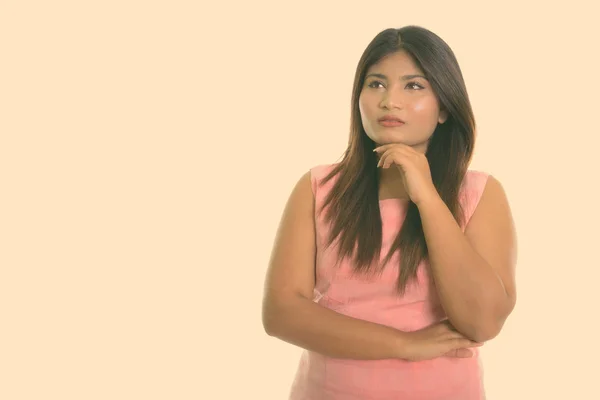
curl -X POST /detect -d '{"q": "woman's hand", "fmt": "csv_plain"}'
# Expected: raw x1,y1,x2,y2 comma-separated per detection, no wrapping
399,320,483,361
373,143,439,206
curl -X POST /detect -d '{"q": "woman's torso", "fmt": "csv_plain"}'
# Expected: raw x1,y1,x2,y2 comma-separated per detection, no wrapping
288,163,489,400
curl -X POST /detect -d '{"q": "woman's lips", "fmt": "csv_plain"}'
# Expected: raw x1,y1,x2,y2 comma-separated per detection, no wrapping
379,120,405,127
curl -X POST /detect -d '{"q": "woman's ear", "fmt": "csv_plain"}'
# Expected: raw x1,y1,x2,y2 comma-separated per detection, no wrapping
438,108,449,124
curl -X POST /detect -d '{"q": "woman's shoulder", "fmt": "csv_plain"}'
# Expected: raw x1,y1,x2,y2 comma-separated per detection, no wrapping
309,162,340,184
309,162,340,178
306,162,341,201
459,169,495,224
462,169,491,193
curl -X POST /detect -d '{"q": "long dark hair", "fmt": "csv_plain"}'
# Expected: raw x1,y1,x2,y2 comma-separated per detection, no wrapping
318,26,476,294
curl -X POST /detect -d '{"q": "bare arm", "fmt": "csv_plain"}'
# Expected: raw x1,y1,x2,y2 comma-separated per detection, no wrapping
261,170,410,360
417,175,518,342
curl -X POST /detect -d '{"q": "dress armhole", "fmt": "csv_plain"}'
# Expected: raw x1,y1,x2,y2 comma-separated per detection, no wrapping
461,170,491,227
309,168,318,198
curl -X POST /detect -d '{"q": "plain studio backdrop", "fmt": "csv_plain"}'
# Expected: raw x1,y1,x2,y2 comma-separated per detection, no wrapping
1,1,599,399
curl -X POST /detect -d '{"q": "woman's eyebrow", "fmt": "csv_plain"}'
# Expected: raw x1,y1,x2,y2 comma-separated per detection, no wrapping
365,73,428,81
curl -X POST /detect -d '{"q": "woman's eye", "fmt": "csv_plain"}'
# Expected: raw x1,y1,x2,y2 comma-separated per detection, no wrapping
407,82,424,90
367,81,384,88
367,81,424,90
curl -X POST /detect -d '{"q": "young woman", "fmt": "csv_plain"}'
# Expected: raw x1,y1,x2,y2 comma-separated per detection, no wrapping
262,25,517,400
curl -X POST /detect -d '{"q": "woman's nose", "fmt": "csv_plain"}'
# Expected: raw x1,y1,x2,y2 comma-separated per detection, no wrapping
380,89,405,110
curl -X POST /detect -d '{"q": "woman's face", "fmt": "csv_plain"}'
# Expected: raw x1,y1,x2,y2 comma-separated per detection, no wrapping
358,50,448,153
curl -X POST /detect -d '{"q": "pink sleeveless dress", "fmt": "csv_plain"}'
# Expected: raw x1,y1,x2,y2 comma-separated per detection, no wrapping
289,163,490,400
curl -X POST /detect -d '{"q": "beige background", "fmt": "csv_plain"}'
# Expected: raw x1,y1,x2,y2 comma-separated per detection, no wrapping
2,1,599,399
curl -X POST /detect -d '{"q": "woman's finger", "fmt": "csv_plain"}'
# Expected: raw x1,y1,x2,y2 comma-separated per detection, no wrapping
378,150,394,168
443,330,469,340
452,338,483,348
444,348,474,358
381,150,404,169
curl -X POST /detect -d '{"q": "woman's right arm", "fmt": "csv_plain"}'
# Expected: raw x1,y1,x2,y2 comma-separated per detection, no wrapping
261,170,410,360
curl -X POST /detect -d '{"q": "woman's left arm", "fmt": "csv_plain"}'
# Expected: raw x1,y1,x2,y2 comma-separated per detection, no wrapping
417,175,518,343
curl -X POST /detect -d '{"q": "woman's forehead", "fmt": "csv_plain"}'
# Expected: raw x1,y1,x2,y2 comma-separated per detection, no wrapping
367,52,422,76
